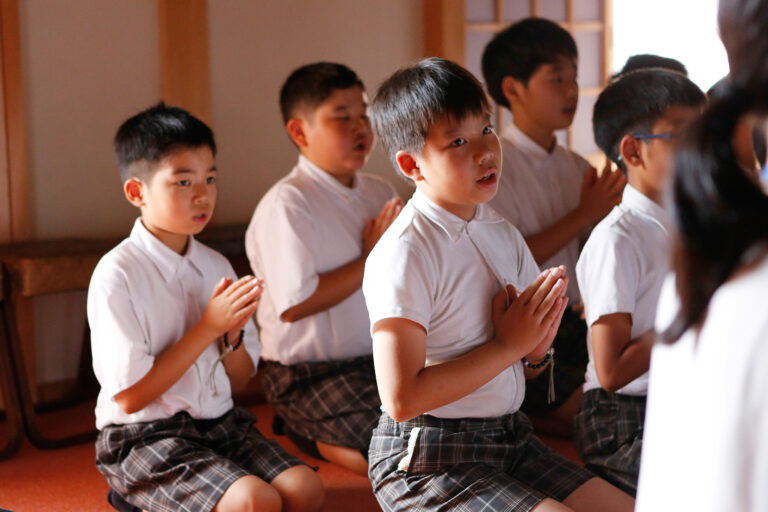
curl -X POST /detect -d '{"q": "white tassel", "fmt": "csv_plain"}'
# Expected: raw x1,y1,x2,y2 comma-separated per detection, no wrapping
397,427,421,472
547,354,556,404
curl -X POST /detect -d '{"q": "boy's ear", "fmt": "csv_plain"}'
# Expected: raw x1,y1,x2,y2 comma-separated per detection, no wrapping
395,150,422,182
619,135,643,168
123,178,145,207
501,76,525,107
286,118,308,148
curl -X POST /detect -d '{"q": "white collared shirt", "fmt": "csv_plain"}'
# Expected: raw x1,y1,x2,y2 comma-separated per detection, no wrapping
88,219,260,429
637,253,768,511
363,190,540,418
488,123,590,304
245,155,397,364
576,185,671,395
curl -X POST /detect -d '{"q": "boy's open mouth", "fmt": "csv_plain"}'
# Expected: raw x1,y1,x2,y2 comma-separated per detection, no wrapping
477,171,497,184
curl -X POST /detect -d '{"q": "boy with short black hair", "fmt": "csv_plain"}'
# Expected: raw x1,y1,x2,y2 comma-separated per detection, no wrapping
246,62,402,475
90,103,323,512
481,17,626,434
575,69,706,496
364,57,633,512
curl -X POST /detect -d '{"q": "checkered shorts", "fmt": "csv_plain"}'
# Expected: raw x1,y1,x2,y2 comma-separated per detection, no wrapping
368,411,593,511
573,388,646,496
260,355,381,452
522,307,588,415
95,407,304,512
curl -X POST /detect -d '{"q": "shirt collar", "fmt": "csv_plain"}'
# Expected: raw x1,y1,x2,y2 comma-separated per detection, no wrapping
411,189,504,242
297,154,358,200
130,218,203,282
502,122,552,160
622,184,672,231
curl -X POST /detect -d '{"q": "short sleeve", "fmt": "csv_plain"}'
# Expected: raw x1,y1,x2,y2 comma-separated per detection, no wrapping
87,265,154,399
248,187,319,316
513,228,541,288
577,230,641,327
363,238,436,333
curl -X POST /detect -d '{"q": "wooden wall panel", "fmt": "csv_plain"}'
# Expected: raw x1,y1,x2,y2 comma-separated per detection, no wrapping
0,0,30,243
158,0,212,125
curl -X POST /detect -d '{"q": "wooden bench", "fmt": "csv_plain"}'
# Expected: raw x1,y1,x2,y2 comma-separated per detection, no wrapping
0,270,24,460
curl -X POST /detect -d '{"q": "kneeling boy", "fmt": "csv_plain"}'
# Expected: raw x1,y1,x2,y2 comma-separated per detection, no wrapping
364,58,633,512
246,62,402,475
90,104,323,512
574,69,705,496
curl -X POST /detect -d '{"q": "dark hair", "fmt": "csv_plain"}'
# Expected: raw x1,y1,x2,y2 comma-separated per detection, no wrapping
279,62,364,124
481,17,577,109
592,68,706,173
114,103,215,183
370,58,491,178
618,54,688,77
708,75,767,166
662,0,768,342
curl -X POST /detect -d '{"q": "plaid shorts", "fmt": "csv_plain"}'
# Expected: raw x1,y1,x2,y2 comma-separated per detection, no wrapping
573,388,646,496
95,407,304,512
369,411,593,511
522,307,588,415
260,355,381,452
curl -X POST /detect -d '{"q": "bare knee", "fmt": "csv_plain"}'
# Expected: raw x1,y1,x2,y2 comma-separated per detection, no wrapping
317,442,369,476
214,475,282,512
562,477,634,512
271,465,325,512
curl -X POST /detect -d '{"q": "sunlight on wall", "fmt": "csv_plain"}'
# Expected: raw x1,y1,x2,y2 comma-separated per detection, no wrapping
613,0,729,91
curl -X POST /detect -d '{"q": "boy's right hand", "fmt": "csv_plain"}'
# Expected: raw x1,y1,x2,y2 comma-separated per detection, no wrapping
577,158,626,225
200,275,262,339
491,266,568,364
363,197,404,255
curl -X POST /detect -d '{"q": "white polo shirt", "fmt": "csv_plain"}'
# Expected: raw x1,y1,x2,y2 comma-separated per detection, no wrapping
245,155,397,365
576,185,671,396
637,252,768,511
488,123,590,304
88,218,260,430
363,190,540,418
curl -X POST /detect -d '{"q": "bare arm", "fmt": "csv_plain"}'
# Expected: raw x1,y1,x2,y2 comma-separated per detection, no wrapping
373,268,568,422
526,160,626,264
591,312,654,392
281,197,403,322
114,276,261,414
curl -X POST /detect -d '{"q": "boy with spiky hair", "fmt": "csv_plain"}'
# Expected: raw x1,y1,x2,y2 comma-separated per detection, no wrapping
364,58,633,512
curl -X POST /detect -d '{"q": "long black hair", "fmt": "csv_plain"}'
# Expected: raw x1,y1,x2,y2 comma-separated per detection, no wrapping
662,0,768,341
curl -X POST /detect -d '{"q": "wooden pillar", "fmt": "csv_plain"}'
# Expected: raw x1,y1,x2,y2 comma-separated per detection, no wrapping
423,0,466,65
158,0,212,125
0,0,30,244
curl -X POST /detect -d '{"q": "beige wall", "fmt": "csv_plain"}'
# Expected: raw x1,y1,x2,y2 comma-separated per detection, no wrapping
208,0,421,226
21,0,160,240
18,1,422,384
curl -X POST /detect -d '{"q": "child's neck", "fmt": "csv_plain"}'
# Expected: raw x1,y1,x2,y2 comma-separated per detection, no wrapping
627,174,662,205
301,153,357,188
141,218,189,255
512,117,556,153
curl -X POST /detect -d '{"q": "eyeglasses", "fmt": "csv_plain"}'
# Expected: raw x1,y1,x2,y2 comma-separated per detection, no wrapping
630,133,678,140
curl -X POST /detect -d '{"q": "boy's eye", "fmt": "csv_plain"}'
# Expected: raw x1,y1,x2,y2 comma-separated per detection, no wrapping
206,176,216,184
552,76,564,84
449,138,467,147
483,125,494,135
335,116,351,121
176,179,191,186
